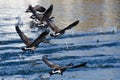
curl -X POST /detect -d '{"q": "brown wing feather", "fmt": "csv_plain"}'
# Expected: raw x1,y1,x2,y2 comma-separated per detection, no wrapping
63,62,87,69
42,56,61,69
61,20,79,32
42,4,53,19
45,18,60,32
29,30,49,47
72,62,87,68
15,25,32,46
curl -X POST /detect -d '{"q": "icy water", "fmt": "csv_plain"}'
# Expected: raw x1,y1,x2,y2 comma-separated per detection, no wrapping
0,0,120,80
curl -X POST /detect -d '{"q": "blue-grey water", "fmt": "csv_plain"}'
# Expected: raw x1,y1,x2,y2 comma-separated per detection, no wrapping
0,0,120,80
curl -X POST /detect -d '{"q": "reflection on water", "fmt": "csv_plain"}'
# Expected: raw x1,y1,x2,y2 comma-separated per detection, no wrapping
0,0,119,31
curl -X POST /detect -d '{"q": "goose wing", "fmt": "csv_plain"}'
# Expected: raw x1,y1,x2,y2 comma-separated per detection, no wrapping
45,18,60,32
15,25,32,46
42,56,61,69
72,62,87,68
43,4,53,18
60,20,79,32
64,62,87,69
42,4,53,21
29,29,49,47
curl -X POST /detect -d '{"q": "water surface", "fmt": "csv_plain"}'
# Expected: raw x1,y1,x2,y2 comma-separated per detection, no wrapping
0,0,120,80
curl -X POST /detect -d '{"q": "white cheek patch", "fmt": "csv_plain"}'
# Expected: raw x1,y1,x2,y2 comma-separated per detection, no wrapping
53,33,60,36
52,70,61,73
55,33,60,36
38,24,45,27
25,46,36,50
52,71,56,73
24,47,28,50
40,23,45,26
25,47,32,50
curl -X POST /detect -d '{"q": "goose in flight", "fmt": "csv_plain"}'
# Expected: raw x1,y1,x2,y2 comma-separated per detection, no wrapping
42,56,87,75
29,4,53,23
45,17,79,37
15,25,49,51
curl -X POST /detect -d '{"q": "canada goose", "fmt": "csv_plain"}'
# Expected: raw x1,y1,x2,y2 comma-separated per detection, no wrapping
29,4,53,22
42,56,87,76
15,25,49,51
45,18,79,37
26,5,46,13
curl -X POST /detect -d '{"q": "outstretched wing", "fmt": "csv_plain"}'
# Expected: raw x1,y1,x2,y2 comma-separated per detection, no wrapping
43,4,53,18
15,25,32,46
42,56,61,69
72,62,87,68
64,62,87,69
29,29,49,47
61,20,79,32
42,4,53,21
45,18,60,32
